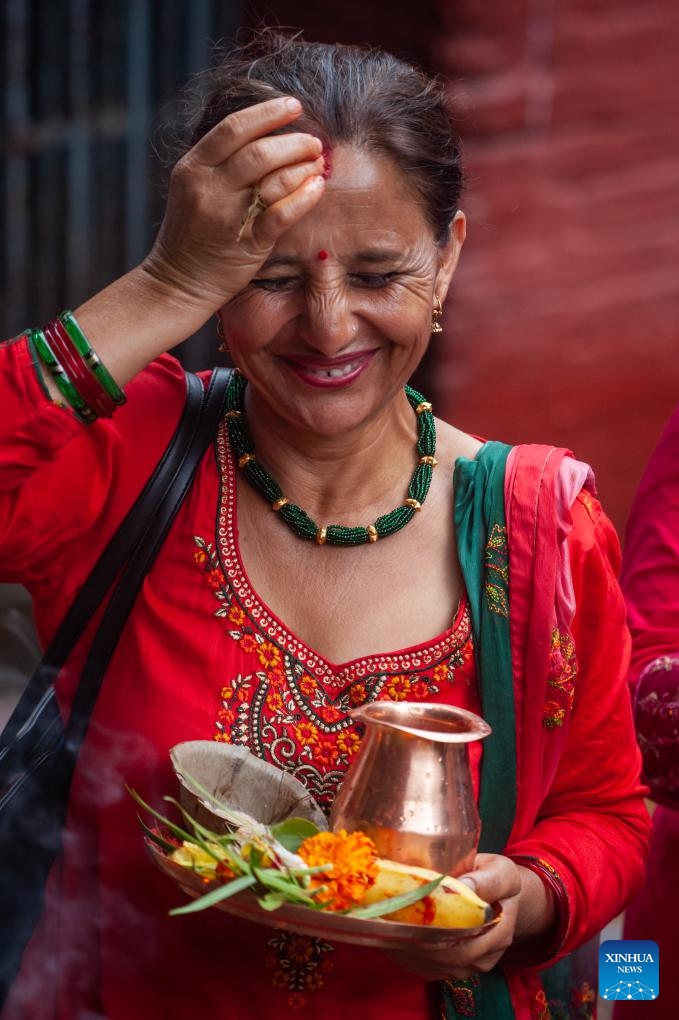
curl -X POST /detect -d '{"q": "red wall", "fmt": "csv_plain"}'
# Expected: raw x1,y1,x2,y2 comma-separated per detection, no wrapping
432,0,679,533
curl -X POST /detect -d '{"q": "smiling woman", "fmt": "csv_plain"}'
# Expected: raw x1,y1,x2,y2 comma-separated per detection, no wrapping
0,30,650,1020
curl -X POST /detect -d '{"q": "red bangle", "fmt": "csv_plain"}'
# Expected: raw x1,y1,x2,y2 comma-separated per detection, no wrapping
505,855,570,967
43,318,116,418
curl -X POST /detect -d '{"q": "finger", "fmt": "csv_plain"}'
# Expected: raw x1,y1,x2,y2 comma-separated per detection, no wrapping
257,156,326,206
226,133,323,191
457,855,521,906
247,175,326,247
190,96,303,167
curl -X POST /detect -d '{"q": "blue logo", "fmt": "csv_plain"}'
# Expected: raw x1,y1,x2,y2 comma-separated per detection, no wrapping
599,940,659,1001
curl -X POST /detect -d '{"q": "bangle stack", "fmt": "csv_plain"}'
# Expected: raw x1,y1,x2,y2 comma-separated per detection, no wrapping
30,311,126,423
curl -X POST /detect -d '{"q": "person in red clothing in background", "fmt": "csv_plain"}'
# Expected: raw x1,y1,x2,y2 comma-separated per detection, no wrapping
614,400,679,1018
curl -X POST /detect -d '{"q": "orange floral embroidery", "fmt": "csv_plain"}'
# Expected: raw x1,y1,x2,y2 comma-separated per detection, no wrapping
294,720,319,747
349,682,368,706
206,568,224,590
543,628,578,729
433,663,450,685
267,665,286,688
227,604,246,627
384,674,411,700
239,634,258,655
266,932,334,1010
484,523,509,617
531,988,551,1020
299,673,316,696
318,704,343,724
257,641,282,671
266,689,285,713
313,740,340,767
336,730,361,756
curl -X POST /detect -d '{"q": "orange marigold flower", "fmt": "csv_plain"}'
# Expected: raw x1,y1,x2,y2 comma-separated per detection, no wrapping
239,634,258,655
336,730,361,756
220,685,234,700
194,549,207,565
298,829,378,911
228,604,246,627
257,641,282,670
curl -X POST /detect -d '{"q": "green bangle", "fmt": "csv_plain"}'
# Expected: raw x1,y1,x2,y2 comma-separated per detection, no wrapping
59,310,126,406
30,328,97,423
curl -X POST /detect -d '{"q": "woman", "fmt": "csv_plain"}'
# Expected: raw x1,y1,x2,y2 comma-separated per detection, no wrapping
0,34,649,1020
613,402,679,1017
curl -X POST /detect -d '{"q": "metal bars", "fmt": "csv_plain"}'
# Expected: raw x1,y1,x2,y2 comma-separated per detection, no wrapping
1,0,243,357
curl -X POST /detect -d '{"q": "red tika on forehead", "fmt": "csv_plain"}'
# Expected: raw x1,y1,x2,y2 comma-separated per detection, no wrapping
321,144,333,180
317,250,329,261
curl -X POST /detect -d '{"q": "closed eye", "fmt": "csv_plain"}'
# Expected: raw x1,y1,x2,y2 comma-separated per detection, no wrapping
250,276,302,292
349,273,399,288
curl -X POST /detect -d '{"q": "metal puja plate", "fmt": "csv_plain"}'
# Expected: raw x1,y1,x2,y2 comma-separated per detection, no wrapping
147,840,502,950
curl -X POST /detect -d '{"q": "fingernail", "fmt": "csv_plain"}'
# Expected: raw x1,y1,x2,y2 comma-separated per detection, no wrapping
285,97,301,113
459,876,477,891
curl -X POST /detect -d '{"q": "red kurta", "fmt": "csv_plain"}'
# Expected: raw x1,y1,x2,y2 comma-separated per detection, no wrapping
0,335,650,1019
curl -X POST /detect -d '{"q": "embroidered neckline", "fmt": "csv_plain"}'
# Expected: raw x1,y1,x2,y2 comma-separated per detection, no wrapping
214,420,471,687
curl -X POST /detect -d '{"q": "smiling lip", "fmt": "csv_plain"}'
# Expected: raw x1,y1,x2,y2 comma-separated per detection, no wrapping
283,350,376,388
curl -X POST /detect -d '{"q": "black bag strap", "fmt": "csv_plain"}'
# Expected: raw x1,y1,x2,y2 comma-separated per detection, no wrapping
0,368,230,759
66,366,230,752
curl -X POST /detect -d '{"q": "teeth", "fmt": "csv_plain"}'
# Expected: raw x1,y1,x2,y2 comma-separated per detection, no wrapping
306,360,361,379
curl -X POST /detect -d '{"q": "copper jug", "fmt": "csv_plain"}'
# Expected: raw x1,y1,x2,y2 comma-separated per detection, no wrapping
329,701,491,876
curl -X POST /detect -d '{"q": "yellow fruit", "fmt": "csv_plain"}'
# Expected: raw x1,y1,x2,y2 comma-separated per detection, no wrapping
360,858,494,928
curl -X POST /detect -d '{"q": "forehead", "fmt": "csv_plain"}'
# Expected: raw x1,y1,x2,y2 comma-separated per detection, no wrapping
276,145,433,254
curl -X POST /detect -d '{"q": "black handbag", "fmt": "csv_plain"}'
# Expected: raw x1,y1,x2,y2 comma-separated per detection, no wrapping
0,367,230,1006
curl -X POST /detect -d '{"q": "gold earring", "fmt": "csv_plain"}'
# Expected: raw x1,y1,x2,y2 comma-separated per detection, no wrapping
216,316,229,354
431,296,443,335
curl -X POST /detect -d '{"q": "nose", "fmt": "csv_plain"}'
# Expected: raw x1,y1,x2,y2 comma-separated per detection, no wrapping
299,287,358,355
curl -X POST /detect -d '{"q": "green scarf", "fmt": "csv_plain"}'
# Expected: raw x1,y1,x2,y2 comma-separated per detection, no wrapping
440,441,516,1019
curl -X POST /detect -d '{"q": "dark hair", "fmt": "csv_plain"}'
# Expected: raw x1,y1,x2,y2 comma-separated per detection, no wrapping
179,31,464,245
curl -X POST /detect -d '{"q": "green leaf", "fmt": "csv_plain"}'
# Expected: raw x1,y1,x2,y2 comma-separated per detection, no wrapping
127,787,200,847
348,875,444,920
270,817,321,852
137,817,177,855
254,868,320,904
169,873,257,916
255,891,288,912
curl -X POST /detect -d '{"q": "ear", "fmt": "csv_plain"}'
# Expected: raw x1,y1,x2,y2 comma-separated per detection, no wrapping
434,211,466,303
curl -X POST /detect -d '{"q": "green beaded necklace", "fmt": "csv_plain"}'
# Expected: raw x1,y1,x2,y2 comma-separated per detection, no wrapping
224,371,437,546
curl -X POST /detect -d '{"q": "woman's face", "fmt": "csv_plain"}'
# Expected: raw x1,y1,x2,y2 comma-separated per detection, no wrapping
221,145,465,439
